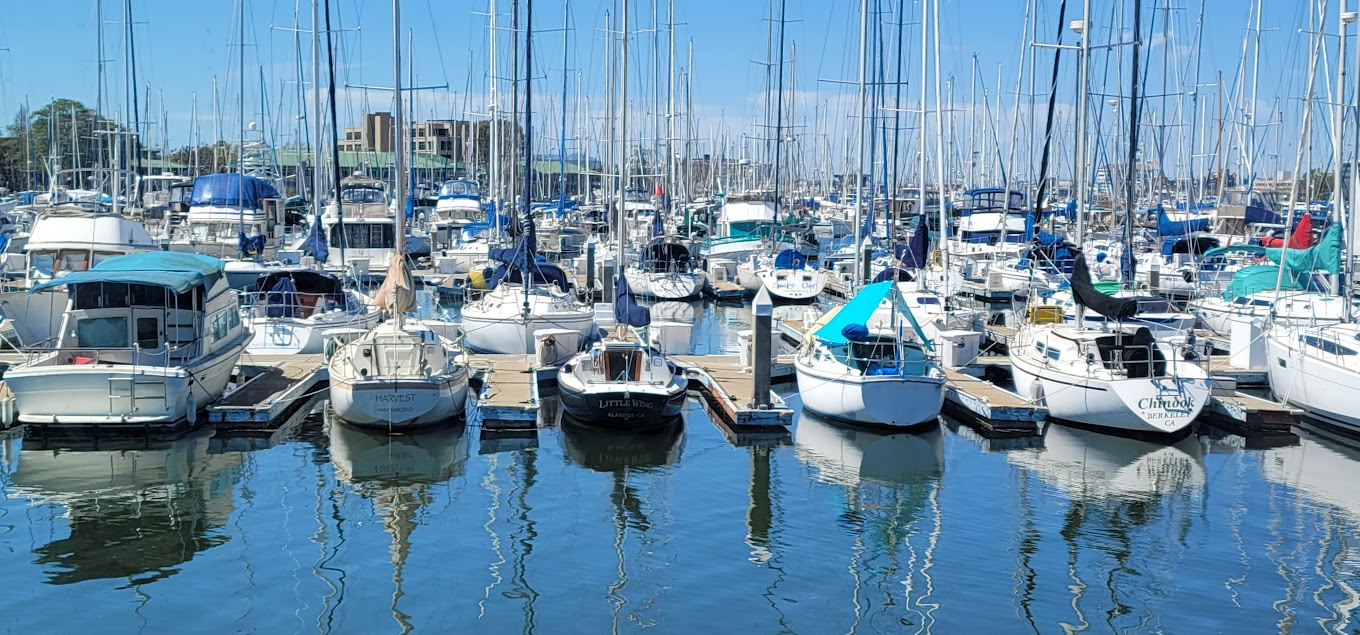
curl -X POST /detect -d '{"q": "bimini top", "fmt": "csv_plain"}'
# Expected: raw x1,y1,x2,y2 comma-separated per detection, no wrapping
30,252,225,295
813,280,930,349
189,173,280,209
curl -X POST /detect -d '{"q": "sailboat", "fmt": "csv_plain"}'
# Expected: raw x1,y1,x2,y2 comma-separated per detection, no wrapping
556,0,688,427
794,280,945,428
622,215,707,300
326,0,469,429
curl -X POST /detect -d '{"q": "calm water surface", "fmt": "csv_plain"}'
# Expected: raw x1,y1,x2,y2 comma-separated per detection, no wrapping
0,300,1358,634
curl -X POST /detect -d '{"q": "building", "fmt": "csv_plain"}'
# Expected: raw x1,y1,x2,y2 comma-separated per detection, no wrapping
339,112,394,153
338,112,471,164
410,120,472,164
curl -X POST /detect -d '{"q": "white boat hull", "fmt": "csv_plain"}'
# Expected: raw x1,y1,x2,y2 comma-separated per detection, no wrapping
1009,352,1210,434
1266,328,1360,432
795,360,945,428
328,371,469,428
247,309,382,355
5,333,248,425
624,269,706,300
461,311,595,355
757,267,827,301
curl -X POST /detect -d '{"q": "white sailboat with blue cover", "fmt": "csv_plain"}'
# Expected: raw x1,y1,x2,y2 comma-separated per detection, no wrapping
794,280,946,428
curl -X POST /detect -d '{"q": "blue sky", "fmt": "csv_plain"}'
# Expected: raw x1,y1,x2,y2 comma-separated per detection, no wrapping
0,0,1330,180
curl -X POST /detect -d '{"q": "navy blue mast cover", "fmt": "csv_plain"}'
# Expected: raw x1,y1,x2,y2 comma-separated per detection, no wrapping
614,272,651,328
301,221,329,263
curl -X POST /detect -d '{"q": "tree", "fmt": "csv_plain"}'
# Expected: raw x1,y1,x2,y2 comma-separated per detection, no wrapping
0,98,137,190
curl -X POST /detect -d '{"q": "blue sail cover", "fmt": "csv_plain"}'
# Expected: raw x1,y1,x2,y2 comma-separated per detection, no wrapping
900,220,930,270
264,276,299,318
773,248,807,270
1156,209,1210,236
652,210,665,237
873,267,914,283
614,272,651,328
189,173,280,208
238,231,266,257
301,221,329,263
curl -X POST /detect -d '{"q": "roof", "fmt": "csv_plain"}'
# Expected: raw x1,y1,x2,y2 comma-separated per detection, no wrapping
276,149,465,171
30,252,225,295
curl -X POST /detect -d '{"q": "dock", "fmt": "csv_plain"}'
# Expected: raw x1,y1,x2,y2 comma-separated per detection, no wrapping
467,354,548,430
672,354,794,427
210,354,328,428
1206,358,1268,387
942,366,1046,435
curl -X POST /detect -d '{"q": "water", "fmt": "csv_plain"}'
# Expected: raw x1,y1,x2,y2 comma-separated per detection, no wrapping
1,299,1359,633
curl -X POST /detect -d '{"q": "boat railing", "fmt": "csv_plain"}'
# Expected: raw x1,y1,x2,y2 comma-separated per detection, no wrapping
29,343,183,369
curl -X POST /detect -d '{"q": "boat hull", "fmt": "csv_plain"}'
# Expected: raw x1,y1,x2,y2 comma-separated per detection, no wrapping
794,361,945,428
624,269,706,300
5,334,248,425
557,384,687,426
1266,330,1360,432
247,310,381,355
461,311,595,355
328,373,469,428
1009,352,1209,435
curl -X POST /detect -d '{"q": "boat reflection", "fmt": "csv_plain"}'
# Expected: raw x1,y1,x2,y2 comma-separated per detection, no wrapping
1006,423,1206,500
560,417,684,472
10,432,245,585
648,300,698,323
793,411,945,632
795,411,945,488
1005,422,1206,632
1259,426,1360,520
326,412,469,633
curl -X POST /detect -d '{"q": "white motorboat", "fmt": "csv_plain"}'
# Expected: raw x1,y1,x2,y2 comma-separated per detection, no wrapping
5,252,250,426
794,280,946,428
245,269,380,355
0,203,161,347
170,173,283,258
430,179,484,249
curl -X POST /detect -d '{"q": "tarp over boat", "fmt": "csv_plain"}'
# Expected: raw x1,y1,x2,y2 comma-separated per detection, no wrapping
188,173,280,209
812,280,932,351
29,252,225,295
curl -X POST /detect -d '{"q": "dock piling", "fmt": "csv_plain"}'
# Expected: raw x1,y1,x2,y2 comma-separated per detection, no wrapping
752,287,773,409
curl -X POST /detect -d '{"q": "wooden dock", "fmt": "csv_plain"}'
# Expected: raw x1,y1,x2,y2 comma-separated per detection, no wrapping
467,354,545,430
672,354,794,427
210,354,328,428
942,367,1046,435
1206,358,1268,387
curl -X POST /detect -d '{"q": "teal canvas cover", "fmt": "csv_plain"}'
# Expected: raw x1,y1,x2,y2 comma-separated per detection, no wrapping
30,252,225,295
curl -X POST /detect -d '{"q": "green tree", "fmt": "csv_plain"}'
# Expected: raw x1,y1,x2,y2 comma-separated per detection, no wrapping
0,98,139,191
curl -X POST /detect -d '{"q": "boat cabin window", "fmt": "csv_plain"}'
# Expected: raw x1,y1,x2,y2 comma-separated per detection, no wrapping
439,181,478,198
76,316,129,348
73,283,177,310
601,349,643,382
136,317,160,349
1303,335,1357,356
341,187,386,204
914,296,940,305
330,223,395,249
30,249,106,277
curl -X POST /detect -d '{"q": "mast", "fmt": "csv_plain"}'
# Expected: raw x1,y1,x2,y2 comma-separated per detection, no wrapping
312,0,323,220
393,0,405,257
852,0,868,285
489,0,500,226
617,0,630,266
1122,0,1141,285
932,0,949,280
1074,0,1091,327
559,0,570,215
324,0,346,265
1275,0,1326,294
1336,3,1352,315
522,0,535,314
771,0,787,230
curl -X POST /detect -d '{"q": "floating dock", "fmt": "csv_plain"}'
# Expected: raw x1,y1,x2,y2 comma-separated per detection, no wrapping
467,354,548,430
210,354,329,429
672,355,794,427
942,366,1046,435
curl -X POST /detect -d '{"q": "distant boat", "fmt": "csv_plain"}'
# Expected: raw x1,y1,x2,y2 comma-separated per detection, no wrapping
244,269,380,355
5,252,250,426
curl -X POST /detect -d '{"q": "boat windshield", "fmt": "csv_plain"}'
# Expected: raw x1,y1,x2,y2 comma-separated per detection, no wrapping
341,187,386,204
438,181,479,198
29,249,121,277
